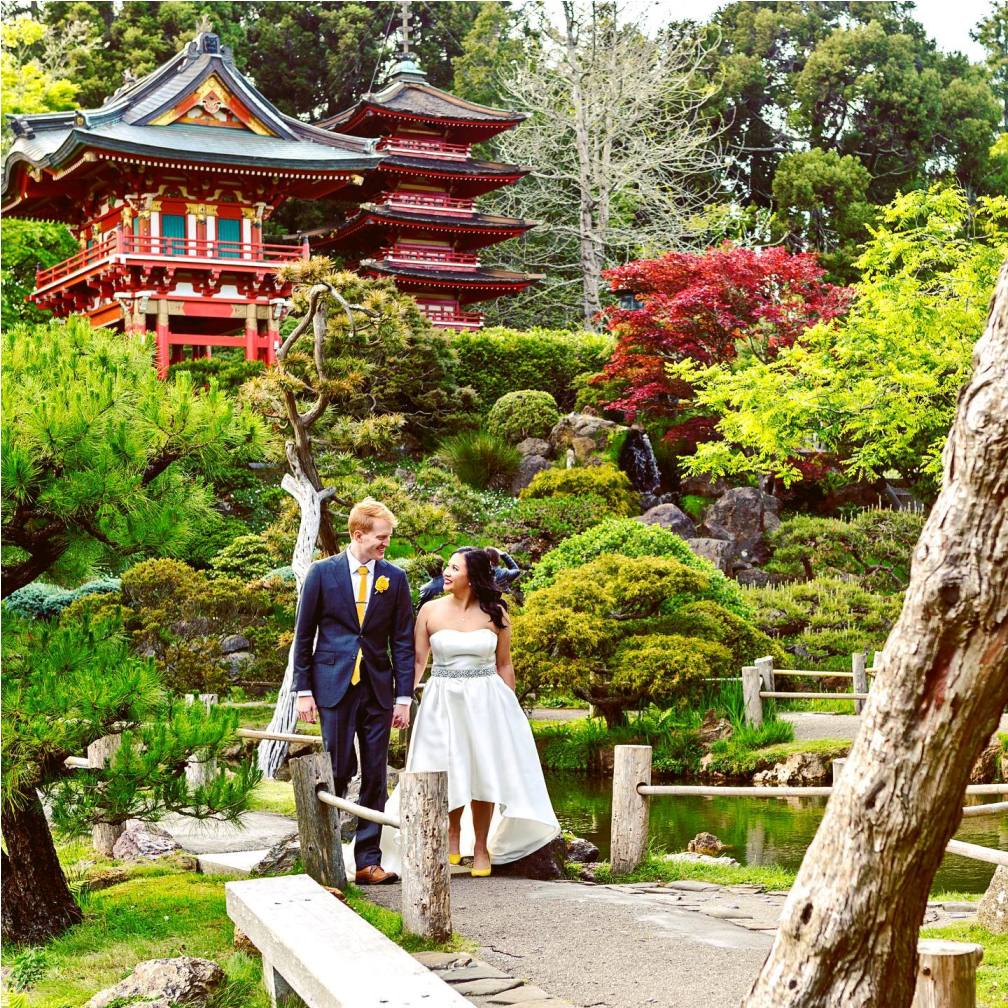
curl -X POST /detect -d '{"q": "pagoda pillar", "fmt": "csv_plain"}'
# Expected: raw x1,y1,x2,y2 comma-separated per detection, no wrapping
244,303,259,363
155,299,170,379
265,321,279,367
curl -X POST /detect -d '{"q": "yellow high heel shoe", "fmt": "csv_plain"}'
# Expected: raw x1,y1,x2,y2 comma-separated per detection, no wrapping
448,853,462,866
471,858,492,878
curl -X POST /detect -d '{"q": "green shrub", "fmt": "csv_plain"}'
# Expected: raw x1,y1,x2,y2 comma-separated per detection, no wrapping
452,326,613,412
513,553,764,726
435,429,520,489
486,494,609,561
487,390,561,444
679,495,709,522
765,509,924,594
4,577,122,621
745,576,900,668
526,517,748,615
167,352,265,393
521,464,639,517
209,534,276,581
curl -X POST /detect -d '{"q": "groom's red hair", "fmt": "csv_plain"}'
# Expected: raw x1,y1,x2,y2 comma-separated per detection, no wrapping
348,497,397,534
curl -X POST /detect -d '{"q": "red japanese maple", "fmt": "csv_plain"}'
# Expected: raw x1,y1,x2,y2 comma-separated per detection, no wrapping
598,244,850,447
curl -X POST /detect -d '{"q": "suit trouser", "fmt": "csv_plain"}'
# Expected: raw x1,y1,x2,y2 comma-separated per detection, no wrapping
318,677,392,870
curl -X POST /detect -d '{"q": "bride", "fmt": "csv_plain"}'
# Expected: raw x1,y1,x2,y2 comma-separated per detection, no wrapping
377,547,559,876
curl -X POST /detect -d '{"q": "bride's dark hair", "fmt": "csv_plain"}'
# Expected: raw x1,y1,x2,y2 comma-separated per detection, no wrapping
455,547,508,629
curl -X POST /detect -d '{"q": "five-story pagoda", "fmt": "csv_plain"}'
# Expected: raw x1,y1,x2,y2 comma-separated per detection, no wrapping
2,28,378,375
316,36,540,330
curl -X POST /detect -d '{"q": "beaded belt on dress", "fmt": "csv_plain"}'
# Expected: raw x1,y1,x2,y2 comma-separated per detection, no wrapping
430,664,496,679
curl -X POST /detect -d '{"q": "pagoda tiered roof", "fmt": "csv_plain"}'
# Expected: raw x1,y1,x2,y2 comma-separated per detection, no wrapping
361,259,542,301
319,57,526,142
3,30,378,218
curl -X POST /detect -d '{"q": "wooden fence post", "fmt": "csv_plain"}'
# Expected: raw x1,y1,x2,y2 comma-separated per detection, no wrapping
289,751,347,890
742,665,763,728
185,693,219,787
755,655,775,694
832,758,847,784
88,733,124,855
610,745,652,875
912,940,983,1008
400,770,451,941
851,652,868,715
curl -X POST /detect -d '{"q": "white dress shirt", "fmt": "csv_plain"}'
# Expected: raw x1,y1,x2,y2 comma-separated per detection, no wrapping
298,547,411,705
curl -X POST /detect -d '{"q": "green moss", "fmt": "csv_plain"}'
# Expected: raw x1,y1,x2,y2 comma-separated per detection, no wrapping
703,738,851,776
595,850,797,890
919,921,1007,1008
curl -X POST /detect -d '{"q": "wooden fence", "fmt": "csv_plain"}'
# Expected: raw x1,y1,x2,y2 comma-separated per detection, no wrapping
612,744,1005,1008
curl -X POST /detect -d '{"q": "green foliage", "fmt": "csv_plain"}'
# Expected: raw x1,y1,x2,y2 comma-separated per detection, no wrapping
526,517,748,615
679,495,708,522
434,429,520,490
486,494,609,562
167,352,265,394
450,326,613,412
681,187,1008,496
594,849,797,889
4,577,120,621
704,737,850,778
209,534,275,581
521,465,639,518
2,613,259,829
513,554,768,724
8,945,49,991
745,577,901,669
451,1,527,108
2,317,267,596
0,219,77,329
487,390,561,444
765,509,924,593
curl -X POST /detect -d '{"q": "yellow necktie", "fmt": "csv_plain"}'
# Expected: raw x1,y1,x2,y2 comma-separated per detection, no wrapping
352,564,368,685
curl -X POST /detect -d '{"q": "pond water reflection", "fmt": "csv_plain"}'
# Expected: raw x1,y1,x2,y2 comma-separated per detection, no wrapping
546,772,1005,894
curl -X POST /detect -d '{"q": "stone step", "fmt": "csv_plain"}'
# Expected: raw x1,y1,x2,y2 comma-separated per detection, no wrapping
198,849,270,876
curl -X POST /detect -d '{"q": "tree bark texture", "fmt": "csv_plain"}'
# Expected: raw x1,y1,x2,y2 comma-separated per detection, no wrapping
2,792,83,944
742,262,1008,1006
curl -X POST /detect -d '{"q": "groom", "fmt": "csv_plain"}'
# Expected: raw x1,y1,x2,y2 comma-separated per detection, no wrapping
293,497,415,884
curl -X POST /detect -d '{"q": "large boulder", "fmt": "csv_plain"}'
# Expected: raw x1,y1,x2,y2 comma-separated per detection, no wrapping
549,413,622,456
704,487,781,542
565,836,601,864
978,865,1008,934
494,836,567,880
251,832,300,877
685,537,734,573
516,437,551,458
86,958,224,1008
638,503,697,540
511,454,552,494
112,822,182,861
753,750,833,787
219,634,251,655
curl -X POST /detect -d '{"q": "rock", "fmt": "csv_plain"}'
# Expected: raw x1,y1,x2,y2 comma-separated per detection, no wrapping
112,822,182,861
549,412,622,455
753,750,833,787
664,851,740,868
735,568,771,587
969,744,1001,784
570,435,599,462
565,836,600,864
516,437,551,458
704,487,781,543
577,862,603,882
274,741,319,782
511,454,552,494
219,634,251,655
686,537,735,573
233,928,260,957
221,650,255,680
251,832,300,876
638,503,697,539
687,831,728,857
697,710,732,744
494,835,567,880
978,867,1008,934
86,958,225,1008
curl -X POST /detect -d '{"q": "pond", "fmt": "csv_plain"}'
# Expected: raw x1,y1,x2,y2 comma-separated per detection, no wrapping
546,772,1004,894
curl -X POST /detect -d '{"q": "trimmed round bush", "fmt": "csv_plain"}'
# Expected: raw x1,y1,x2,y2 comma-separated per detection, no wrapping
210,534,276,581
4,576,122,621
487,390,560,444
526,517,748,615
520,464,639,517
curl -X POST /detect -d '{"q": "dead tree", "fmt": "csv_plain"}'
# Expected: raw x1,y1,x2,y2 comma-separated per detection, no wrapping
742,262,1008,1006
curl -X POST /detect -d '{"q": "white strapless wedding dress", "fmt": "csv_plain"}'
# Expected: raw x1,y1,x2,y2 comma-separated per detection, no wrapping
369,628,560,872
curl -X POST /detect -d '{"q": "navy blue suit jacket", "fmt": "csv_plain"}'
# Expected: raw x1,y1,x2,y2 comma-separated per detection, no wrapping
292,553,415,709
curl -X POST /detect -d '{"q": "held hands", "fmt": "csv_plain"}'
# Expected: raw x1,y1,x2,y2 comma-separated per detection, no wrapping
296,694,318,724
392,702,411,730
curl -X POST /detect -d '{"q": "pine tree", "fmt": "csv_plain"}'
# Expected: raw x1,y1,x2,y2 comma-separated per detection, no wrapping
1,613,260,944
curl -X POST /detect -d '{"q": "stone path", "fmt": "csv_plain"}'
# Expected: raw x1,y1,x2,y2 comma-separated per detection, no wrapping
415,952,574,1007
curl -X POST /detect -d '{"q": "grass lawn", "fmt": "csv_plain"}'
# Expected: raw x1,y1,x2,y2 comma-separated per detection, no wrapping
1,857,466,1007
704,737,851,776
920,921,1007,1008
246,778,298,818
589,851,797,890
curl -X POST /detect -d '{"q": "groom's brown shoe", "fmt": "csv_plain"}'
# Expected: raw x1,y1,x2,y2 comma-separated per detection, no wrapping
355,865,399,885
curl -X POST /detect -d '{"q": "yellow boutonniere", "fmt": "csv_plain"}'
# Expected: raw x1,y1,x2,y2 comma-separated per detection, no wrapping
375,575,390,593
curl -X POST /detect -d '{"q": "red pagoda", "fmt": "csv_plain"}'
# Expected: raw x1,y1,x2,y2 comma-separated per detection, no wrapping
2,29,378,375
316,50,541,330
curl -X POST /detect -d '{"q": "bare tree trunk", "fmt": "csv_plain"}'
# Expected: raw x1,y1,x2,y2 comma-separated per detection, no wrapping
743,263,1008,1006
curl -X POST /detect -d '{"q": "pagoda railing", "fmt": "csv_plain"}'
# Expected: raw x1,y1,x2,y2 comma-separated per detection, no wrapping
381,192,476,215
35,229,308,289
421,307,483,330
377,136,472,160
382,245,479,269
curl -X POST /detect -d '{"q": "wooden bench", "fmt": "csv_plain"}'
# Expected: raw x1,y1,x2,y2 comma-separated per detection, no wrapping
226,874,469,1007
